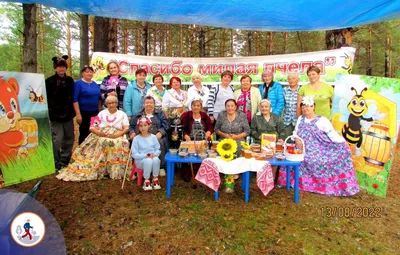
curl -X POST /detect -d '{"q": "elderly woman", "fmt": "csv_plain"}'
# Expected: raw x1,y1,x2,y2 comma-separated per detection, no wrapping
207,70,235,123
123,68,151,120
283,73,300,136
297,66,333,119
258,70,284,116
146,74,166,110
187,72,209,111
278,96,359,196
129,96,169,175
215,99,250,193
234,74,261,124
181,98,214,141
73,65,101,144
57,95,130,181
162,76,188,119
100,61,129,109
251,99,285,179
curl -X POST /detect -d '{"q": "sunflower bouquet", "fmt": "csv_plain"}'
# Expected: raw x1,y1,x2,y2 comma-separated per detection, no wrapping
216,138,238,193
216,138,237,162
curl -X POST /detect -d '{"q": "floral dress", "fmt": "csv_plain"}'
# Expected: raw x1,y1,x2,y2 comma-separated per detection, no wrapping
56,109,130,181
278,116,360,196
236,90,252,123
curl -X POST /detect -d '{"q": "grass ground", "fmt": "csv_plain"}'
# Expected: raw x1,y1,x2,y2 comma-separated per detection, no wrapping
7,144,400,255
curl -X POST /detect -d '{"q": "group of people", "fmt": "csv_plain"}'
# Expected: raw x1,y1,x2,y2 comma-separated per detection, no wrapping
47,55,359,196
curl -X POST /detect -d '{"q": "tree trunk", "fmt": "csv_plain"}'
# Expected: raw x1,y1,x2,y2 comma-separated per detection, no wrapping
230,29,234,57
22,4,37,73
109,18,118,53
179,24,183,57
94,16,110,52
142,22,148,55
385,34,390,77
89,16,95,52
366,28,372,75
80,14,89,69
247,31,252,56
66,13,72,76
283,32,288,54
325,28,354,50
37,4,44,73
199,26,205,57
268,32,273,55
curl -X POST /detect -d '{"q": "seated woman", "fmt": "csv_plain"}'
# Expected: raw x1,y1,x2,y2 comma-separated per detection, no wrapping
215,99,250,193
181,98,214,142
278,96,360,196
57,95,130,181
129,96,169,175
250,99,286,179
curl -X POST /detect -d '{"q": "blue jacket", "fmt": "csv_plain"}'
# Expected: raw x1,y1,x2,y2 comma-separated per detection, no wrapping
258,81,284,116
123,80,151,117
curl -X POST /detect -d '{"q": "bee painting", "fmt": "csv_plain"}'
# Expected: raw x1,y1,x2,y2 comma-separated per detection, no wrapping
341,53,353,74
27,85,46,104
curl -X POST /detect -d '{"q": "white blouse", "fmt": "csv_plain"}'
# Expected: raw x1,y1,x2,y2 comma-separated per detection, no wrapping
187,85,210,109
96,109,129,130
293,116,345,143
162,89,188,109
146,86,165,107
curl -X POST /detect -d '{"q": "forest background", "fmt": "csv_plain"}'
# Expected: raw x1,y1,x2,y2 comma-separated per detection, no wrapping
0,3,399,81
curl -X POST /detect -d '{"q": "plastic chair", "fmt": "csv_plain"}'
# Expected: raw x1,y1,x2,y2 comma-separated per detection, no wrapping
129,161,143,186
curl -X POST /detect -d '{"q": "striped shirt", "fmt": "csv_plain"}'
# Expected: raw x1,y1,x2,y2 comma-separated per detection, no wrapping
283,86,300,126
206,84,235,120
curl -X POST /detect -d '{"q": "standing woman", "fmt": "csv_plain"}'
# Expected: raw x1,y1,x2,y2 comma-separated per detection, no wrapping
123,68,151,121
297,66,333,119
187,72,209,111
207,70,235,123
146,74,166,110
100,61,129,109
73,66,101,144
234,74,261,124
162,76,188,119
258,70,284,116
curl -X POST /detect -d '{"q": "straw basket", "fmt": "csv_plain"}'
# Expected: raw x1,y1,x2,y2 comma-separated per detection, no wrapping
284,135,305,161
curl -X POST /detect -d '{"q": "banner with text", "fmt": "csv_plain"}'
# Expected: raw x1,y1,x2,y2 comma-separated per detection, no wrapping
91,47,356,85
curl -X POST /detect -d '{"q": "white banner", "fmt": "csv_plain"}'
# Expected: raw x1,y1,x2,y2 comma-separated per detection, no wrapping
91,47,356,86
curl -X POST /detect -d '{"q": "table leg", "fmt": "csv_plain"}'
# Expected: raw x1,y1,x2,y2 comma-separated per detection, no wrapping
286,166,290,191
294,165,299,204
166,162,174,198
214,191,219,200
244,171,250,203
241,173,245,190
171,163,175,186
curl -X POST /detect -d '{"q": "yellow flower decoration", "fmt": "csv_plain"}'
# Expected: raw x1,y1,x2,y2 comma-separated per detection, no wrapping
216,138,237,155
225,175,235,184
240,141,250,150
221,153,234,162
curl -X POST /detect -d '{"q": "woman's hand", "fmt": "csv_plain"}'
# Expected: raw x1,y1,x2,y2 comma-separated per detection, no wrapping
205,131,211,140
129,132,136,140
76,114,82,125
184,135,191,141
210,116,215,123
156,132,163,140
295,137,303,150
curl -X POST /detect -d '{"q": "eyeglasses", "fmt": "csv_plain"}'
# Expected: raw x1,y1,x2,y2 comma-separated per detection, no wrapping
107,102,117,105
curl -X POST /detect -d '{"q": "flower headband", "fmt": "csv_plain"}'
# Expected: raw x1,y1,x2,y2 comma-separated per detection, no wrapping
136,117,151,125
301,96,315,106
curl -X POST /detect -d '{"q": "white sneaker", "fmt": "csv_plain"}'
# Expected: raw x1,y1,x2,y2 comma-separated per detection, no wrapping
225,187,234,193
143,180,153,191
234,174,239,180
159,168,166,177
152,178,161,190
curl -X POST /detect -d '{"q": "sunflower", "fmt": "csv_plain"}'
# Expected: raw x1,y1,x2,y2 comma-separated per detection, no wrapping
240,141,250,150
216,138,237,156
220,153,234,162
225,175,235,184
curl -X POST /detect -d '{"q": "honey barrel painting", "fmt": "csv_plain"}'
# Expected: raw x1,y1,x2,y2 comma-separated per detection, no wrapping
15,117,39,153
361,122,391,170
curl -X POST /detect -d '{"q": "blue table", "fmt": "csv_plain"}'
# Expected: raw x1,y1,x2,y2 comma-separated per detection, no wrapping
165,153,250,201
165,153,302,203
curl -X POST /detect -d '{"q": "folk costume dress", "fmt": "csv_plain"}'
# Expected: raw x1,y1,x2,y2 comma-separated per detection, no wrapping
56,109,130,181
278,115,360,196
162,88,188,119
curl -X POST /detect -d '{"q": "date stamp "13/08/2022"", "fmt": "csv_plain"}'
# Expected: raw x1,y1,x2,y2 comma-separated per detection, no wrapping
320,206,382,218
